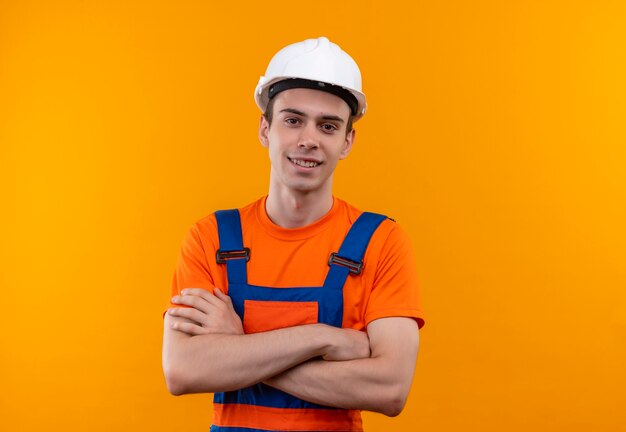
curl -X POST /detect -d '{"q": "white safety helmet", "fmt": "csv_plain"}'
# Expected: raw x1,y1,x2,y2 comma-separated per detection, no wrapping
254,37,367,121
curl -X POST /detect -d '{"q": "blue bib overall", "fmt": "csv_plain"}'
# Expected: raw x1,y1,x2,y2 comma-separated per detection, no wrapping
210,209,388,432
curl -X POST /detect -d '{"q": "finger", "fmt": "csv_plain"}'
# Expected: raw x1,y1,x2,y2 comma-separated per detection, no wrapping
180,288,224,307
171,294,211,313
168,307,206,325
180,287,213,297
213,288,233,304
171,320,206,336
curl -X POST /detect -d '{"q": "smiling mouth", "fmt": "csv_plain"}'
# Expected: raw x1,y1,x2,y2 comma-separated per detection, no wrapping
288,157,321,168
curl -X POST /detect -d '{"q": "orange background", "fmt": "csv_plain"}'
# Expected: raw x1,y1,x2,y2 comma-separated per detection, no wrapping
1,1,625,431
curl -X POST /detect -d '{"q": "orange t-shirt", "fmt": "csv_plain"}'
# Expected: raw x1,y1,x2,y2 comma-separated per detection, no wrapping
170,196,424,330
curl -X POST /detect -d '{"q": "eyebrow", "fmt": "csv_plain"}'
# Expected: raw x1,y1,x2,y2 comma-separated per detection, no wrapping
279,108,345,123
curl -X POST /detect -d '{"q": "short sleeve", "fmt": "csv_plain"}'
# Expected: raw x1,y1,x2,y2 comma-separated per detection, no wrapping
364,223,424,329
167,222,217,311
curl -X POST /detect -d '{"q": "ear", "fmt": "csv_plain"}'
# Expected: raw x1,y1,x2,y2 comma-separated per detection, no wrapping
259,115,270,148
339,128,355,160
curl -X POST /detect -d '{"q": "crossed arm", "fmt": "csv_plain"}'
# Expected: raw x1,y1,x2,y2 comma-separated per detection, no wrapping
162,288,419,417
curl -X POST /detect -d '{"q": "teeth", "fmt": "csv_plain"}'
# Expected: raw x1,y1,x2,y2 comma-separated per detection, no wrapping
291,158,319,168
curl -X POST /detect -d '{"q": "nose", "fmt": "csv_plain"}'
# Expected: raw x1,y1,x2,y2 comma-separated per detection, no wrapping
298,124,319,149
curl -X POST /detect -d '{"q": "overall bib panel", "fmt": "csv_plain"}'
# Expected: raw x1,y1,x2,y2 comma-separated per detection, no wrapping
210,209,387,432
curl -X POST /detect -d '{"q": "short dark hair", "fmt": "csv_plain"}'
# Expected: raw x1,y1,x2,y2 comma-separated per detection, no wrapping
263,96,354,135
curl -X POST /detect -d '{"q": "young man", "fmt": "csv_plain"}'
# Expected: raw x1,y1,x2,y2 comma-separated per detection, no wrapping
162,36,424,431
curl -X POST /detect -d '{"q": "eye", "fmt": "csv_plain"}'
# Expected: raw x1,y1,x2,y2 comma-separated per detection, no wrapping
320,123,338,133
284,117,301,126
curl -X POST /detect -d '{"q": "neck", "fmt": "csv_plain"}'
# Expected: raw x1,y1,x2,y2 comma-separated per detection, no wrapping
265,183,334,229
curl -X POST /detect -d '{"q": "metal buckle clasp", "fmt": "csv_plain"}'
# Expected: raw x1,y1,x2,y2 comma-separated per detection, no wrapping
216,248,251,264
328,252,363,275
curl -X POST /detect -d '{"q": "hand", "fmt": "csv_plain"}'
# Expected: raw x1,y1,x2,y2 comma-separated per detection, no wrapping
168,288,244,336
322,327,371,361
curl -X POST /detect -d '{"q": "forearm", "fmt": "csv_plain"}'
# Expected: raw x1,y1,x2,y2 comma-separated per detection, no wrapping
163,316,332,394
265,356,411,416
265,317,419,417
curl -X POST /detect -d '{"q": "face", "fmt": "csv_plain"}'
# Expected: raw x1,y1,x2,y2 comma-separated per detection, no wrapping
258,88,355,195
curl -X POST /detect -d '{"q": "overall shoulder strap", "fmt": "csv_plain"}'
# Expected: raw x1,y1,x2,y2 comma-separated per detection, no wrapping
215,209,248,285
323,212,389,290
